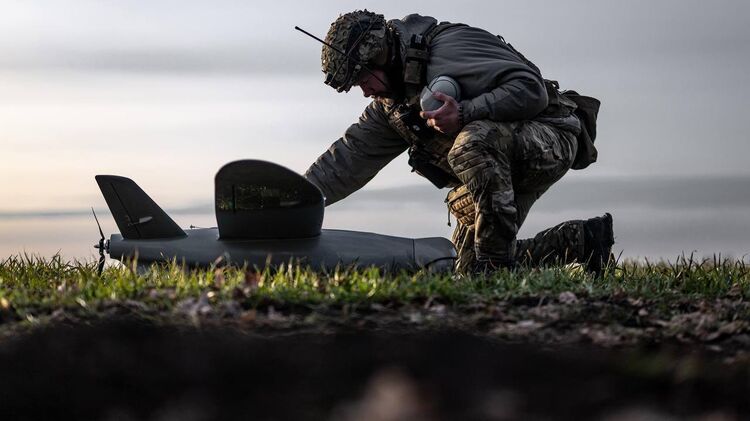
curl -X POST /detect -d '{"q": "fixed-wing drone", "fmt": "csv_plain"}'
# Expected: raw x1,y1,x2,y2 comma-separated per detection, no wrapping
93,160,456,273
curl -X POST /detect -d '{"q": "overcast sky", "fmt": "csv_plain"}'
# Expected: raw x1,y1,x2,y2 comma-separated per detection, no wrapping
1,1,749,259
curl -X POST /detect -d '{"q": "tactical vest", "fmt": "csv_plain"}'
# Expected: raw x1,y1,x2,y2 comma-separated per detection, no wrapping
386,22,465,189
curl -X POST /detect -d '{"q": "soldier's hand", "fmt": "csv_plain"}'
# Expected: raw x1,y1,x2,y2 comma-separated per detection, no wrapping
420,91,461,134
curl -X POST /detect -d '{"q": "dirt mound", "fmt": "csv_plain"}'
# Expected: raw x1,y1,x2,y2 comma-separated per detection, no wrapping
0,318,747,420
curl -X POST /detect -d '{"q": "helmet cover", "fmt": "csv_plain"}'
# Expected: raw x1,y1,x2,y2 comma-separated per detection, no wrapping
321,10,387,93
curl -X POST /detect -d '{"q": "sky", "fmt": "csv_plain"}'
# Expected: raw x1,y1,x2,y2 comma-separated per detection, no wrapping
1,0,749,260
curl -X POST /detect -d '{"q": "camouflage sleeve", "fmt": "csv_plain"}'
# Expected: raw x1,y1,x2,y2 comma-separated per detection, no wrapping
460,76,548,124
304,101,408,206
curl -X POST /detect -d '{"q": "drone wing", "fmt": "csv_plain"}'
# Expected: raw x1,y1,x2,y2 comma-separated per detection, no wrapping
95,175,186,240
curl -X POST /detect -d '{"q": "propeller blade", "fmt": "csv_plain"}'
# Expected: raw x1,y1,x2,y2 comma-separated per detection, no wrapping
97,253,105,276
92,207,107,276
91,207,105,239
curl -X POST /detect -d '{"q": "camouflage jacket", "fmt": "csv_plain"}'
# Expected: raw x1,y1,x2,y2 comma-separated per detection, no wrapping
305,14,550,206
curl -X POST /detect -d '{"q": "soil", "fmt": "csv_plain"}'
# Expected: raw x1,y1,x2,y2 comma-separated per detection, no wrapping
1,297,749,421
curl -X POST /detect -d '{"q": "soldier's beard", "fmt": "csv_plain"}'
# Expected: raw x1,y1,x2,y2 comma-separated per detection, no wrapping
362,68,397,100
366,75,401,102
373,89,395,100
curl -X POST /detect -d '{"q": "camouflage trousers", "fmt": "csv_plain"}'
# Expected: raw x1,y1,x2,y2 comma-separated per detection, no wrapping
446,119,585,273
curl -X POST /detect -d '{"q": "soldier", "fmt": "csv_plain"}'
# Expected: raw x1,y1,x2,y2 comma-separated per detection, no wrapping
303,10,614,275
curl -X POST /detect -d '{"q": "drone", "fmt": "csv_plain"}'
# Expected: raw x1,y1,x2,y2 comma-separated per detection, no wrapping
93,160,456,274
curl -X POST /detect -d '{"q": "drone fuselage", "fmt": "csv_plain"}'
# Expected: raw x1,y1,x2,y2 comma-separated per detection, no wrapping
108,227,455,272
97,160,457,273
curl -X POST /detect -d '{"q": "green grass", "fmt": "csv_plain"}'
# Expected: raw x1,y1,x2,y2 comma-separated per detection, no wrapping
1,253,749,320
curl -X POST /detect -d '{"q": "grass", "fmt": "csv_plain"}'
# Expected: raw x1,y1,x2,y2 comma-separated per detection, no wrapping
2,253,750,367
3,254,749,419
1,253,749,319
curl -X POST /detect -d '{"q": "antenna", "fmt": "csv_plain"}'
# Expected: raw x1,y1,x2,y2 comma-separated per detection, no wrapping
294,25,388,88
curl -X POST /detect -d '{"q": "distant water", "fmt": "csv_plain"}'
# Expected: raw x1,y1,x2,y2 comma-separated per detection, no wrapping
2,69,749,264
1,176,749,262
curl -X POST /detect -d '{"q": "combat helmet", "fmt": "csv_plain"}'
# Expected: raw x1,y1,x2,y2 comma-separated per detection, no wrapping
321,10,387,93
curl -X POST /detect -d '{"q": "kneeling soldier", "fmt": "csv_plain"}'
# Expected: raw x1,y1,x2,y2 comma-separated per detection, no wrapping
302,11,614,274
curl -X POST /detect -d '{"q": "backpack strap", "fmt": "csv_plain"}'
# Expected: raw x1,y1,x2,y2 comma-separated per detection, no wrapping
402,22,466,104
497,35,542,78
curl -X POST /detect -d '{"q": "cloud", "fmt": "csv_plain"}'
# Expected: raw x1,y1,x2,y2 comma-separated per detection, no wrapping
333,176,750,212
1,0,748,75
0,46,317,75
4,175,749,219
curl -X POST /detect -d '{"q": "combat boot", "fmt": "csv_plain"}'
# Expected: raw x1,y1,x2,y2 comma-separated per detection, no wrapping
470,257,516,276
583,213,614,276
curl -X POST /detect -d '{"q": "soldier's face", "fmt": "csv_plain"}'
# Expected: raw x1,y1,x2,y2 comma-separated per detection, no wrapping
356,69,390,99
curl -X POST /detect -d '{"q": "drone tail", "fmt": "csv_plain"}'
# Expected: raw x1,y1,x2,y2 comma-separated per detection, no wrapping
95,175,186,240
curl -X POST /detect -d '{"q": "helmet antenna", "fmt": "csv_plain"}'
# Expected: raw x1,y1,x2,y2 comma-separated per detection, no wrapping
294,26,388,88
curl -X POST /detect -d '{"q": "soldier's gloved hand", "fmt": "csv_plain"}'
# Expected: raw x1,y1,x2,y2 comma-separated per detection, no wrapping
420,91,461,134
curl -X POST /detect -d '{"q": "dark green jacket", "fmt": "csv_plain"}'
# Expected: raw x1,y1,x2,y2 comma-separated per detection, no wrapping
305,14,549,205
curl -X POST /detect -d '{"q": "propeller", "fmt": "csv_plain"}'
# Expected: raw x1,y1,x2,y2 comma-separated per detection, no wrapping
91,207,109,276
